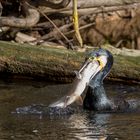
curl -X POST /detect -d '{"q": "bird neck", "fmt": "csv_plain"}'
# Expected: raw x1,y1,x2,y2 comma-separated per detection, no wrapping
83,49,114,111
84,81,112,111
96,85,112,111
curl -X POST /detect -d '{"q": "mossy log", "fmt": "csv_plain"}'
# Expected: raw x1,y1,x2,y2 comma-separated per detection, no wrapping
0,41,139,84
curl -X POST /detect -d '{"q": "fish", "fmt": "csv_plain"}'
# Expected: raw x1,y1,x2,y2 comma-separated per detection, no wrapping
49,55,107,108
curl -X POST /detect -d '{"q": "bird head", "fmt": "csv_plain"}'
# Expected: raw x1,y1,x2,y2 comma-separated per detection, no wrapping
78,48,113,86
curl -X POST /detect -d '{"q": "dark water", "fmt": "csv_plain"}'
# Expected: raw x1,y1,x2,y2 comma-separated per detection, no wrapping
0,80,139,140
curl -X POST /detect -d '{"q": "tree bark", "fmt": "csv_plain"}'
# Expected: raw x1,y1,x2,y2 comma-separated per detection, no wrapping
0,41,139,84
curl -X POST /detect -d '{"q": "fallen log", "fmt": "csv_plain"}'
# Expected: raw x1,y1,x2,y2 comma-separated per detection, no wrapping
43,1,140,16
30,0,71,9
0,41,139,84
65,0,140,9
33,0,140,10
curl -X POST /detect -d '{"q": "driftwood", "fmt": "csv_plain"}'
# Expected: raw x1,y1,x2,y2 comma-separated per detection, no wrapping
0,0,139,28
0,8,40,27
15,32,37,44
45,3,140,16
67,0,140,8
42,1,140,16
0,41,139,84
0,0,139,49
30,0,71,9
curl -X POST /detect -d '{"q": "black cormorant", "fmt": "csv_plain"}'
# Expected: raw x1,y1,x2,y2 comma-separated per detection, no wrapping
83,48,113,111
83,48,140,112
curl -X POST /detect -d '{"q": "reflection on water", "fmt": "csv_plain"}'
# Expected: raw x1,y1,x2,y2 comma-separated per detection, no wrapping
0,80,139,140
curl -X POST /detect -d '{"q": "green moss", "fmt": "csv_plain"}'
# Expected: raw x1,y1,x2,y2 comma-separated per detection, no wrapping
0,41,139,82
0,41,83,63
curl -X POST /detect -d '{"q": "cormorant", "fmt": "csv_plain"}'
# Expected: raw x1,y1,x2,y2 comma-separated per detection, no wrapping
83,48,140,112
83,48,113,111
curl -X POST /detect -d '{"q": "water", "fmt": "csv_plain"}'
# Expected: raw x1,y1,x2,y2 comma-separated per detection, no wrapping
0,80,139,140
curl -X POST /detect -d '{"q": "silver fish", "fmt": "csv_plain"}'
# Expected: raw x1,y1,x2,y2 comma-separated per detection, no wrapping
49,55,107,108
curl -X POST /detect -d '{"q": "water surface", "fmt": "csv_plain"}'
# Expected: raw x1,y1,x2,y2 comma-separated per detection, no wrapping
0,80,139,140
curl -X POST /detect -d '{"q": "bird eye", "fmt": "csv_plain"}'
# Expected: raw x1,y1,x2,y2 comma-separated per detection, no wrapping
96,52,99,57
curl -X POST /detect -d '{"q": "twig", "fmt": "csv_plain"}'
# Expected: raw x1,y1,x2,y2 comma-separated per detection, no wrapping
39,23,73,41
26,2,74,49
49,22,95,41
65,23,95,36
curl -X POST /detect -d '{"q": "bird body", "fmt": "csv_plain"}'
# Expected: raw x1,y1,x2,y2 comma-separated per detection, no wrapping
83,48,114,111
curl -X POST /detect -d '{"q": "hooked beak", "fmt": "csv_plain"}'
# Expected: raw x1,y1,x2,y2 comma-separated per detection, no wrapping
79,55,108,81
